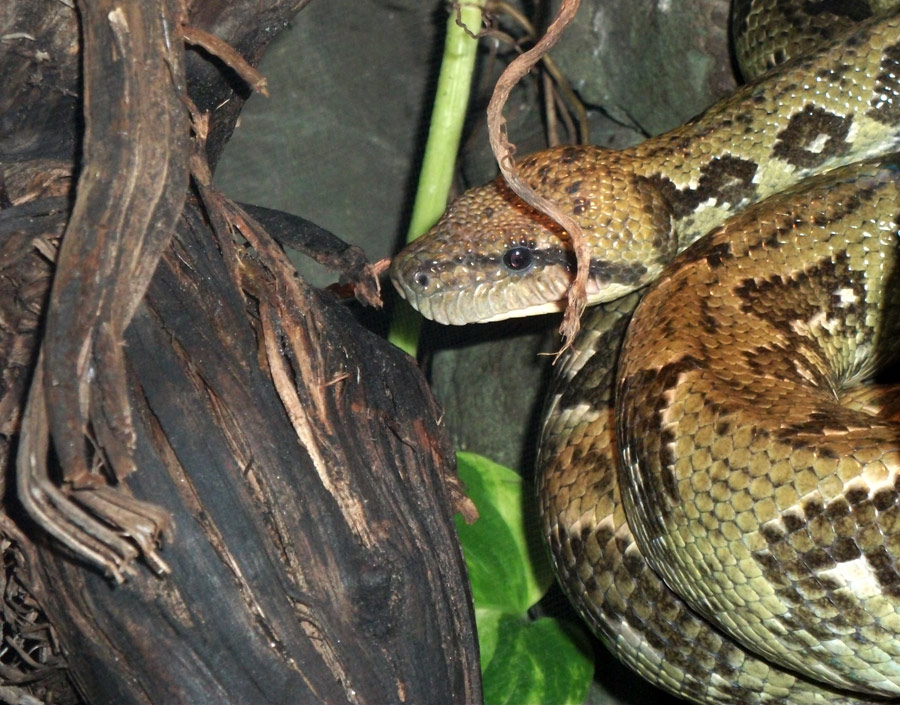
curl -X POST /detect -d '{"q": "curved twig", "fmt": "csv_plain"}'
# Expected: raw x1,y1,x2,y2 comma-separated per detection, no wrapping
485,0,585,353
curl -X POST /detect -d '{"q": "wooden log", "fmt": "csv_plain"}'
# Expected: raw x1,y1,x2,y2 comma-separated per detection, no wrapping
0,0,481,702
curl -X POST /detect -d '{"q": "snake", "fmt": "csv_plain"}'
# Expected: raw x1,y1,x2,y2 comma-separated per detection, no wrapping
390,2,900,703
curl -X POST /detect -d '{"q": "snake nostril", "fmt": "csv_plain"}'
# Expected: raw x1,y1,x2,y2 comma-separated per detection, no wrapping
414,272,429,288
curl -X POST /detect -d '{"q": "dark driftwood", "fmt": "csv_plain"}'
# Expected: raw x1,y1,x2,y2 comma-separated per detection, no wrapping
0,0,480,703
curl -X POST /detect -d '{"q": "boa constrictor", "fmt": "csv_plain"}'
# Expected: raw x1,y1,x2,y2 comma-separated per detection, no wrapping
390,2,900,703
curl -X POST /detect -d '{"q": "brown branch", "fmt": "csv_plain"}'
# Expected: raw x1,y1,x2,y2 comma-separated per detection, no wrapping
17,0,190,579
239,202,384,308
182,25,269,97
486,0,585,353
484,1,589,145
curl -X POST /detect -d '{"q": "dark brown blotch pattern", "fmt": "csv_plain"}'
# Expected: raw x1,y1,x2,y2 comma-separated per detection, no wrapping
646,156,759,219
619,356,706,517
736,252,867,354
772,104,853,168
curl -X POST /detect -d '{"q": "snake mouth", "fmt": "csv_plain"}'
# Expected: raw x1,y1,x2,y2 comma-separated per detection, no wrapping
389,252,573,325
388,245,653,324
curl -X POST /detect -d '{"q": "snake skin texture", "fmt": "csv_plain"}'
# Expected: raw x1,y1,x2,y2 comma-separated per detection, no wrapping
617,158,900,700
390,3,900,703
731,0,900,78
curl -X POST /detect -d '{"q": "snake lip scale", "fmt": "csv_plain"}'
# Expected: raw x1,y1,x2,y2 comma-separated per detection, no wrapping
391,3,900,704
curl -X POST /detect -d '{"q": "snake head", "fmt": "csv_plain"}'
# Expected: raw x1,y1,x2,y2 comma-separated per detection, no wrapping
390,145,677,324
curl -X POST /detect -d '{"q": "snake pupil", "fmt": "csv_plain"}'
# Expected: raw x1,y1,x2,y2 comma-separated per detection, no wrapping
503,246,534,272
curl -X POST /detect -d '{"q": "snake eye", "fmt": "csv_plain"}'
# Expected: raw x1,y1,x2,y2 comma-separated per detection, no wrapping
414,272,429,288
502,246,534,272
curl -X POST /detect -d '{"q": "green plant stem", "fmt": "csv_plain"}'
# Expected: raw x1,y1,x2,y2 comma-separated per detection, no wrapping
387,1,486,356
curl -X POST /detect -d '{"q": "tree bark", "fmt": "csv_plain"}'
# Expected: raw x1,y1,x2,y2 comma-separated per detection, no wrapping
0,1,481,703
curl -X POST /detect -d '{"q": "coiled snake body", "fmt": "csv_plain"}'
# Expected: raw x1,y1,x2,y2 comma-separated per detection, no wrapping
391,3,900,703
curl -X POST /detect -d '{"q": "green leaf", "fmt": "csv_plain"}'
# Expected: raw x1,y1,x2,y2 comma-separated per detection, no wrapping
454,452,593,704
474,606,504,667
454,452,553,612
482,614,594,705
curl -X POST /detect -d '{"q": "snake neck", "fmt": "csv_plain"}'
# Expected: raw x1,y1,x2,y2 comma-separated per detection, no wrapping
627,10,900,249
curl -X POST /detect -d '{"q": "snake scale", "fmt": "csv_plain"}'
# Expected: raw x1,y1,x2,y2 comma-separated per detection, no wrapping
391,2,900,703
